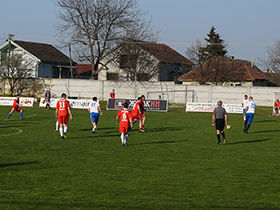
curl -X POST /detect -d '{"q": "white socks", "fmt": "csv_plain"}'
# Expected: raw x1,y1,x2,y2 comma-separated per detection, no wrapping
56,121,59,130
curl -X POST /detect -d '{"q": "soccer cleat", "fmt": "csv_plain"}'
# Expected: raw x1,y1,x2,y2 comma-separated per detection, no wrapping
141,127,145,130
92,129,95,133
217,142,221,145
223,139,226,144
139,128,145,133
55,129,58,131
122,143,125,146
61,136,64,139
64,133,67,139
243,128,246,132
95,127,98,133
273,113,276,116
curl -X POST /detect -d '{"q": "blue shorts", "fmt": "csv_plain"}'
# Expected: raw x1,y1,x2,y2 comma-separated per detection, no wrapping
245,113,254,125
90,112,99,123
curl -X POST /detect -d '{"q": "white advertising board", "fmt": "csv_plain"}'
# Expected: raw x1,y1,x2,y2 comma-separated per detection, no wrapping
186,102,243,114
0,97,35,107
39,98,92,109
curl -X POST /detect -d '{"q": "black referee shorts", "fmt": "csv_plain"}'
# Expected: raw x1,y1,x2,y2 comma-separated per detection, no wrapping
216,118,225,131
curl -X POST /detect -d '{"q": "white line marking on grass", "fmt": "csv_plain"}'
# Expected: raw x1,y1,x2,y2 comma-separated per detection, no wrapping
0,126,23,136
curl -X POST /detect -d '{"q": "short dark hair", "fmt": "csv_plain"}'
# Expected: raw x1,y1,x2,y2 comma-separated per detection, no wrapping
138,97,142,100
92,97,97,101
123,102,128,108
61,93,66,98
141,95,145,98
244,95,248,97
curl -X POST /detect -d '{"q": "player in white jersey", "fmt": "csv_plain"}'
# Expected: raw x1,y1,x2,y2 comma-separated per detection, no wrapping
242,95,249,122
243,96,256,133
88,97,103,133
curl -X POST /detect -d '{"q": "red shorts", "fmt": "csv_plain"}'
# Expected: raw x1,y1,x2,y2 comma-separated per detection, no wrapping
139,113,145,119
119,125,129,133
131,112,141,121
12,107,21,112
58,115,68,124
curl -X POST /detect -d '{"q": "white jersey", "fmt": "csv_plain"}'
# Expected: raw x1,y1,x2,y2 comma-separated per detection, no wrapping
243,99,249,108
246,100,256,114
89,100,100,113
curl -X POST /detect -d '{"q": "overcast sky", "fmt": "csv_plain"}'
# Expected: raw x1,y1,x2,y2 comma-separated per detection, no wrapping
1,0,279,69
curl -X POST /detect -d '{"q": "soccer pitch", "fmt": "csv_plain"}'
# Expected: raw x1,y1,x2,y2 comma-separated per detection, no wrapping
0,103,279,209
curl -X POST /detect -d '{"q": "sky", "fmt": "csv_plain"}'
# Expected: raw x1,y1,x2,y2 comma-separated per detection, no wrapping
1,0,279,69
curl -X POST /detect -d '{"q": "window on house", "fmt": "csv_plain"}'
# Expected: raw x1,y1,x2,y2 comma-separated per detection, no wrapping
107,72,119,80
119,55,137,69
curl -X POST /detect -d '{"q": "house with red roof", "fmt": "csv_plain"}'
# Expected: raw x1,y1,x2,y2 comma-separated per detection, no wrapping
98,41,194,82
0,39,76,78
178,56,269,86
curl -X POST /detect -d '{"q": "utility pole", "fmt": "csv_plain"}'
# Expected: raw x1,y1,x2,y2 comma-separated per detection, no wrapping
69,43,73,79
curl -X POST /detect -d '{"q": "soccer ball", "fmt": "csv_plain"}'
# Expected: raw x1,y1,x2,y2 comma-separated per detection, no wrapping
226,125,231,130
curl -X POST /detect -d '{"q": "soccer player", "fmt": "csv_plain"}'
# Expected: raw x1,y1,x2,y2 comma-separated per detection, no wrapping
140,95,146,130
242,95,249,122
7,95,24,119
244,96,256,133
212,100,227,144
110,89,115,98
131,97,144,132
273,99,280,116
56,93,72,139
45,87,52,110
88,97,103,133
116,102,133,146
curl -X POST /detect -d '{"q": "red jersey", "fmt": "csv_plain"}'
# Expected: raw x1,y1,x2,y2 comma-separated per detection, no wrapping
132,101,141,115
117,108,132,128
56,98,70,117
12,98,19,109
275,101,280,107
110,92,115,98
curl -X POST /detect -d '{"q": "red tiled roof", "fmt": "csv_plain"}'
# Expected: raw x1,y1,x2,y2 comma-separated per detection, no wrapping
178,56,268,82
14,40,75,64
136,42,194,66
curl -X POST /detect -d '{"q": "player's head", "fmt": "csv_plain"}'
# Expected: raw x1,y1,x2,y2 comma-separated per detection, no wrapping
217,100,222,106
16,95,20,99
249,96,253,101
244,95,248,99
112,89,115,92
123,102,128,108
93,97,97,101
277,99,279,102
61,93,66,98
48,87,50,91
138,97,142,101
141,95,145,100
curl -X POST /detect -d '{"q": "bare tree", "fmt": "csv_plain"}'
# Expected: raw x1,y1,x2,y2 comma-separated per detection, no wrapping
54,0,158,79
185,39,206,67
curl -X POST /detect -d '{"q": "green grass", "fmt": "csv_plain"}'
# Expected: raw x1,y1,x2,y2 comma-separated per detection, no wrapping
0,102,280,209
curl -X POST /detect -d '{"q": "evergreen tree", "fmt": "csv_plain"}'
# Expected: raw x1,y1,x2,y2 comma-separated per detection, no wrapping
199,26,228,64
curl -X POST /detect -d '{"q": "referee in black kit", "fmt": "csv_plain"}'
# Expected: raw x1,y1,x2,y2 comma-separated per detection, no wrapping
212,100,228,145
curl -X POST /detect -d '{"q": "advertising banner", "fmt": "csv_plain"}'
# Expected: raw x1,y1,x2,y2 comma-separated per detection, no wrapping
186,102,243,114
39,98,92,109
0,97,35,107
107,98,168,112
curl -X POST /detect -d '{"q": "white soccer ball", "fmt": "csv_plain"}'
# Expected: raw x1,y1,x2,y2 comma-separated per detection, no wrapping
226,125,231,130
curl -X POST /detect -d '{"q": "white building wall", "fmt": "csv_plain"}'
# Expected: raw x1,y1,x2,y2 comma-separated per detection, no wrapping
45,79,280,106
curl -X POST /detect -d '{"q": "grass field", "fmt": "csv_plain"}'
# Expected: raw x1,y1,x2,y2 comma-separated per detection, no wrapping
0,102,280,209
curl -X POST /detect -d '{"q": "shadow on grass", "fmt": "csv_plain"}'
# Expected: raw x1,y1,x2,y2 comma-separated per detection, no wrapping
0,161,39,168
252,129,279,133
254,120,277,123
133,126,185,133
227,139,270,145
133,139,188,145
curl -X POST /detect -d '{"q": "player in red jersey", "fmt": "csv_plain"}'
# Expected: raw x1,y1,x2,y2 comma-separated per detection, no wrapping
110,89,115,98
131,97,144,132
273,99,280,116
56,93,72,139
116,102,133,146
7,95,24,119
140,95,146,130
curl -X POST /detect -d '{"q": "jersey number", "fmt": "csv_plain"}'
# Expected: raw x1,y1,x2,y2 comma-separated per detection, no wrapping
59,102,65,109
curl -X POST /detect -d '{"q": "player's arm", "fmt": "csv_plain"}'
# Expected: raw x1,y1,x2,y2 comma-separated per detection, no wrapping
137,104,141,114
245,105,249,113
88,107,90,113
55,108,58,119
67,107,73,120
98,105,103,116
116,116,119,124
129,117,133,128
224,114,228,126
212,115,215,126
